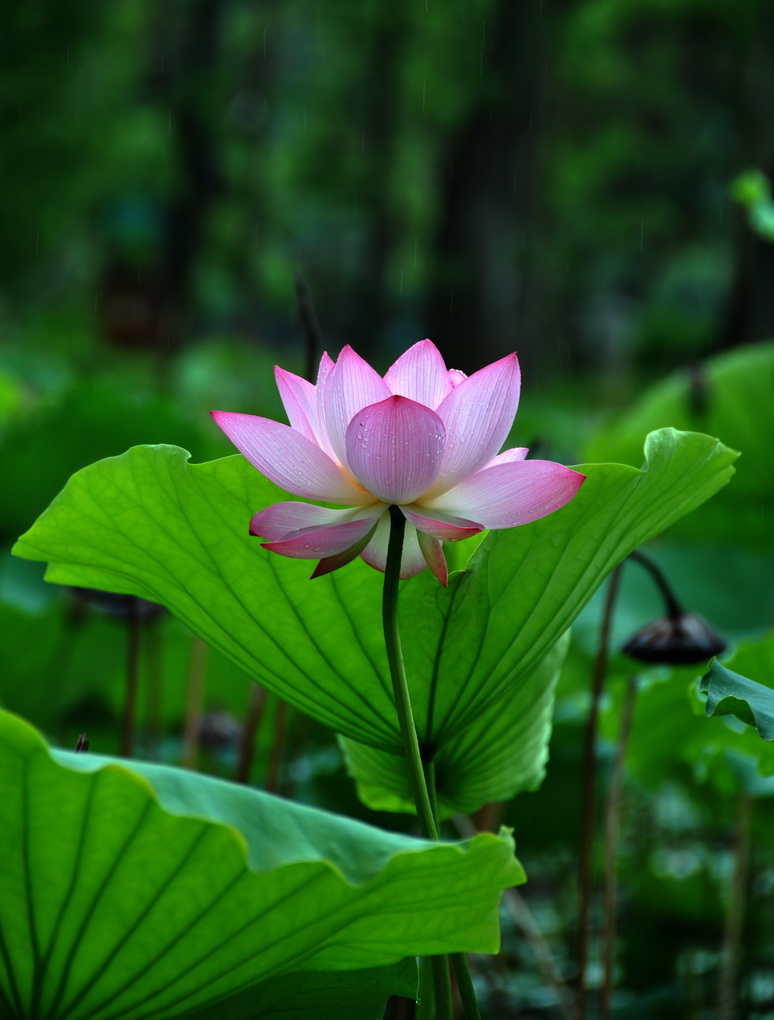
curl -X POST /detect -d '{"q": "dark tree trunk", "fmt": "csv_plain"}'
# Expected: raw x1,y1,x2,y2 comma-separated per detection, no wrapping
425,1,559,374
719,7,774,348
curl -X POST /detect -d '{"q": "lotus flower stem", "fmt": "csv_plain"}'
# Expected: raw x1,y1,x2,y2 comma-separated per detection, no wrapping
382,505,439,841
383,505,482,1018
383,505,461,1018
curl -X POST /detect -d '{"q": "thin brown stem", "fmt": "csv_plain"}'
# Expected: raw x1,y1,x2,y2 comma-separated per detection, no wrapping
716,793,754,1020
578,563,623,1019
601,675,638,1020
627,548,683,619
144,618,163,757
454,814,576,1020
267,697,289,794
121,596,142,757
235,683,268,784
182,635,208,769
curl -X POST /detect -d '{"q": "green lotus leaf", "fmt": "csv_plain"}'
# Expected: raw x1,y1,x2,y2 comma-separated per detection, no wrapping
12,428,736,751
341,633,569,817
585,342,770,547
0,710,523,1020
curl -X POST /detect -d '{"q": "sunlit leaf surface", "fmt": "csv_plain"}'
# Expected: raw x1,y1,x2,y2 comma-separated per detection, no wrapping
13,428,736,752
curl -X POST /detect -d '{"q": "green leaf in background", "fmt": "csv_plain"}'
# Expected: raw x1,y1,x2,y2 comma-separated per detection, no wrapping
595,632,774,799
341,633,570,817
700,649,774,742
732,169,774,242
0,600,253,745
0,710,522,1020
0,379,209,545
584,342,773,548
12,428,736,756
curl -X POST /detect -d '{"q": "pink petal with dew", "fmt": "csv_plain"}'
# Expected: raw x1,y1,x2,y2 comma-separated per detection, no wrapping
360,515,430,580
250,501,383,541
383,339,453,409
428,353,521,496
447,368,467,387
426,459,586,529
314,352,336,453
261,514,383,559
487,447,529,465
322,346,392,469
211,411,370,504
344,396,446,504
274,367,325,447
401,505,482,541
317,351,335,384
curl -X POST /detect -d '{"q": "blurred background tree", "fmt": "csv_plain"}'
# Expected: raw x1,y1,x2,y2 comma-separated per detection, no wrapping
3,0,774,385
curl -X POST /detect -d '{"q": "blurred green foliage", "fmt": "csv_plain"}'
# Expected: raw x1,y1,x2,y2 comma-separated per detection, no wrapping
2,0,774,377
733,170,774,242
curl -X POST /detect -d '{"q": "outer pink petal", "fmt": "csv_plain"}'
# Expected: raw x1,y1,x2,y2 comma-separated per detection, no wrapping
274,367,320,443
250,501,382,540
344,396,446,504
359,516,429,580
428,353,521,496
314,353,337,457
321,346,392,469
311,531,378,578
383,339,452,409
261,515,381,559
417,530,448,586
211,410,369,504
425,459,585,529
401,505,482,541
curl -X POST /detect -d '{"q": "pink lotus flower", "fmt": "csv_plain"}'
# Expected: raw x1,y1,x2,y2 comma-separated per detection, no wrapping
212,340,585,586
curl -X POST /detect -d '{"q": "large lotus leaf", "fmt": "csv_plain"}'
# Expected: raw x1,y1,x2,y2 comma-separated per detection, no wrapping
396,429,736,744
584,342,772,547
0,710,522,1020
341,633,569,817
12,428,736,752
